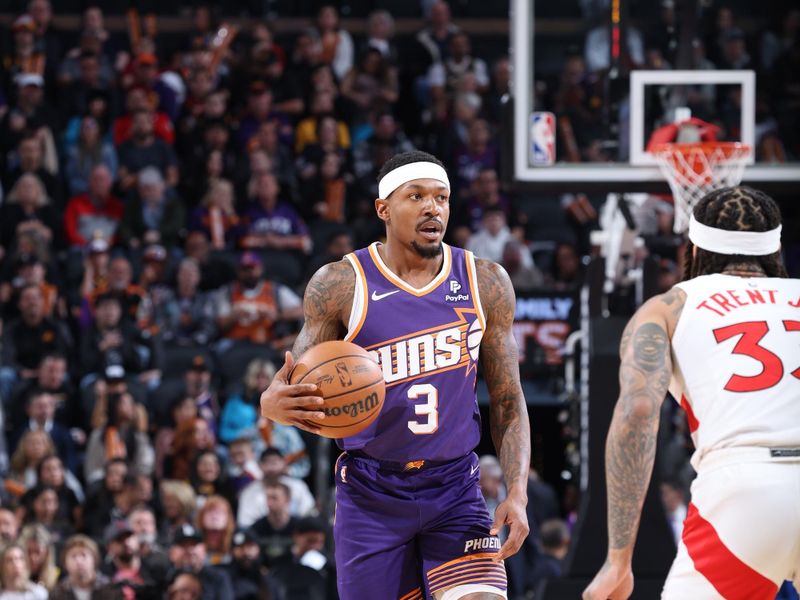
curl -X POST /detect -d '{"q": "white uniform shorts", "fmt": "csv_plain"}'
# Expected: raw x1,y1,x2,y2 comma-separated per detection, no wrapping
662,447,800,599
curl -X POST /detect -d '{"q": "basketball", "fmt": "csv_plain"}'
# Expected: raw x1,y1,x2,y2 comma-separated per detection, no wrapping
289,340,385,438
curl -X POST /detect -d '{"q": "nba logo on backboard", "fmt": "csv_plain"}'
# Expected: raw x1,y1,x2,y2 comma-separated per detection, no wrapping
530,112,556,166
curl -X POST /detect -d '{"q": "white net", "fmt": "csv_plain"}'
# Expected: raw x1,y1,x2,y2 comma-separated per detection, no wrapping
652,142,751,233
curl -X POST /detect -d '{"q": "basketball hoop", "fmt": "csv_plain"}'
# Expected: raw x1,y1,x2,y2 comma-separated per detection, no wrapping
652,142,751,233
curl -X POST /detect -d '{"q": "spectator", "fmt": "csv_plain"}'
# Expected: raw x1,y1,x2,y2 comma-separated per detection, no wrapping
11,389,78,476
340,48,399,132
183,231,237,292
63,165,122,250
50,534,122,600
466,206,516,264
0,173,57,255
31,455,82,525
17,523,60,590
154,397,198,480
271,516,338,600
102,520,161,598
0,254,60,322
365,10,398,63
196,495,235,565
248,121,297,200
719,27,753,70
112,86,175,147
312,5,354,81
182,354,220,437
352,112,414,180
127,53,178,122
118,167,185,249
528,519,571,591
1,286,72,409
117,111,179,192
219,358,276,444
82,458,128,539
84,391,155,484
251,482,297,562
306,230,355,281
164,417,216,482
238,448,315,527
225,438,262,495
88,366,148,433
215,252,303,348
188,179,241,250
484,56,511,126
452,118,497,193
7,352,72,438
416,1,460,68
0,509,20,544
78,292,161,385
225,527,284,600
294,89,350,155
63,116,117,196
584,20,645,72
547,242,583,290
128,505,171,580
0,544,48,600
166,571,202,600
158,481,197,545
85,256,146,327
8,431,56,494
155,258,217,347
429,32,489,122
502,240,545,293
167,524,235,600
237,81,292,151
190,450,235,511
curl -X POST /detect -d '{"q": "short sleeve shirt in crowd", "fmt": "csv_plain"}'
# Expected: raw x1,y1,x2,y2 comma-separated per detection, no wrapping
244,202,308,238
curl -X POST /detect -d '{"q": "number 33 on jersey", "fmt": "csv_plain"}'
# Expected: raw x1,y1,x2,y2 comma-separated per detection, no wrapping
669,274,800,468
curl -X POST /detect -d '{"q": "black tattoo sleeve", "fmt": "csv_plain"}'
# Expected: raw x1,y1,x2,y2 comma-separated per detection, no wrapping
476,259,531,493
605,290,684,555
292,260,355,357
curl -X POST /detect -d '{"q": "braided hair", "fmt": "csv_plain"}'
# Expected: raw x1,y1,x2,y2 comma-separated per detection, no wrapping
683,186,787,280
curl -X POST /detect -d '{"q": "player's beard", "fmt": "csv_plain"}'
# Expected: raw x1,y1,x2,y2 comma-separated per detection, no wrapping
411,240,443,259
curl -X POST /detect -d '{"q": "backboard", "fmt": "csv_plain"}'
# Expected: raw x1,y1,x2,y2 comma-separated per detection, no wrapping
510,0,800,191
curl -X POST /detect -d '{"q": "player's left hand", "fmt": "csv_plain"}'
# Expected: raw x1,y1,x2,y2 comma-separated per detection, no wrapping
490,492,529,562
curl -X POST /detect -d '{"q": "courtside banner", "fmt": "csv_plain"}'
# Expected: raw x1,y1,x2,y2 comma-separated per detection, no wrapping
513,288,579,379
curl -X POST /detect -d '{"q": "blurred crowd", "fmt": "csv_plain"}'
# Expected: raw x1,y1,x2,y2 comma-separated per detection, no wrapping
0,0,795,598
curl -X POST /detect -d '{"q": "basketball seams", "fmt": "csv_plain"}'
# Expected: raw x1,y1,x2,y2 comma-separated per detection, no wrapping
292,354,379,384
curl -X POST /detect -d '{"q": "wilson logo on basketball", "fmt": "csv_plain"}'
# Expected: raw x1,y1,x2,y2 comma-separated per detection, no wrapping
323,391,380,418
335,362,353,387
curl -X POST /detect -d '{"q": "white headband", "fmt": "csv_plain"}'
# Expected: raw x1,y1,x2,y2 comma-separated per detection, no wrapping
688,214,782,255
378,162,450,199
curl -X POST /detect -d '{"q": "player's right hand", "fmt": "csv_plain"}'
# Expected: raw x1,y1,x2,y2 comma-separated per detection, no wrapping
582,559,633,600
260,351,326,435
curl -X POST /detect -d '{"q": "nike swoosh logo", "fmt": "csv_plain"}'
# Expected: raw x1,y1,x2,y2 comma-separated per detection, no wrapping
371,290,400,301
470,464,479,476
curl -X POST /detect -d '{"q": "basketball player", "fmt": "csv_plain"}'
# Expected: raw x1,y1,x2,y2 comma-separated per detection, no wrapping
261,150,530,600
583,187,800,600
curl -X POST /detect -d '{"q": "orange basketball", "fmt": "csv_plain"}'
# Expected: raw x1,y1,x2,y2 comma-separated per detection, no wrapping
289,340,385,438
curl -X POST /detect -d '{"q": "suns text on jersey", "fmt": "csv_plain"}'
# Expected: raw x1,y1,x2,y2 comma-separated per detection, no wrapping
367,323,475,385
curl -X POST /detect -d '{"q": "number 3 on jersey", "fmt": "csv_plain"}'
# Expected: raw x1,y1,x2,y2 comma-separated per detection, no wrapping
713,320,800,392
407,383,438,434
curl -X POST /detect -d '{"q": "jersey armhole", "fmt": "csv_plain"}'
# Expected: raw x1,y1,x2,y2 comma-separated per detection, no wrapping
465,251,487,331
344,254,368,342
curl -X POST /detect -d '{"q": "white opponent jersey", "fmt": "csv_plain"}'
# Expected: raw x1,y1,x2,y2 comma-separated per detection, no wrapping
669,274,800,468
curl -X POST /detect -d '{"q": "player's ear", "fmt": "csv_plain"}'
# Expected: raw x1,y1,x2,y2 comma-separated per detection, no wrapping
374,197,390,224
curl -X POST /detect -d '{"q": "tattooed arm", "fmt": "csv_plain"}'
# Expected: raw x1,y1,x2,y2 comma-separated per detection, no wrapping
476,259,531,561
583,287,686,600
260,260,355,433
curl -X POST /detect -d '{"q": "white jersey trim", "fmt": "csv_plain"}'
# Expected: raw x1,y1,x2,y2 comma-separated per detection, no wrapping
344,254,366,342
465,251,486,331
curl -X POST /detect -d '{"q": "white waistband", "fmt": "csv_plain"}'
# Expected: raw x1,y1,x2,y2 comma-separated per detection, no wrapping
697,446,800,470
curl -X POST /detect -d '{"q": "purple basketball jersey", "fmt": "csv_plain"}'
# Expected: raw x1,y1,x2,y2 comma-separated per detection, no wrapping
342,243,485,463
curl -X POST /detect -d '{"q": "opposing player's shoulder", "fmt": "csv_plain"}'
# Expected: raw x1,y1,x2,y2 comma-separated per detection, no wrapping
474,258,515,320
303,259,356,321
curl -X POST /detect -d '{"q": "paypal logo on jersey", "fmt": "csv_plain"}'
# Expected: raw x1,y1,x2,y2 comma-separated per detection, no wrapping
445,279,469,302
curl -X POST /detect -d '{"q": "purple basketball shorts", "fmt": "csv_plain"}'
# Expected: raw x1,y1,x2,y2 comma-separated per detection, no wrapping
333,451,507,600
